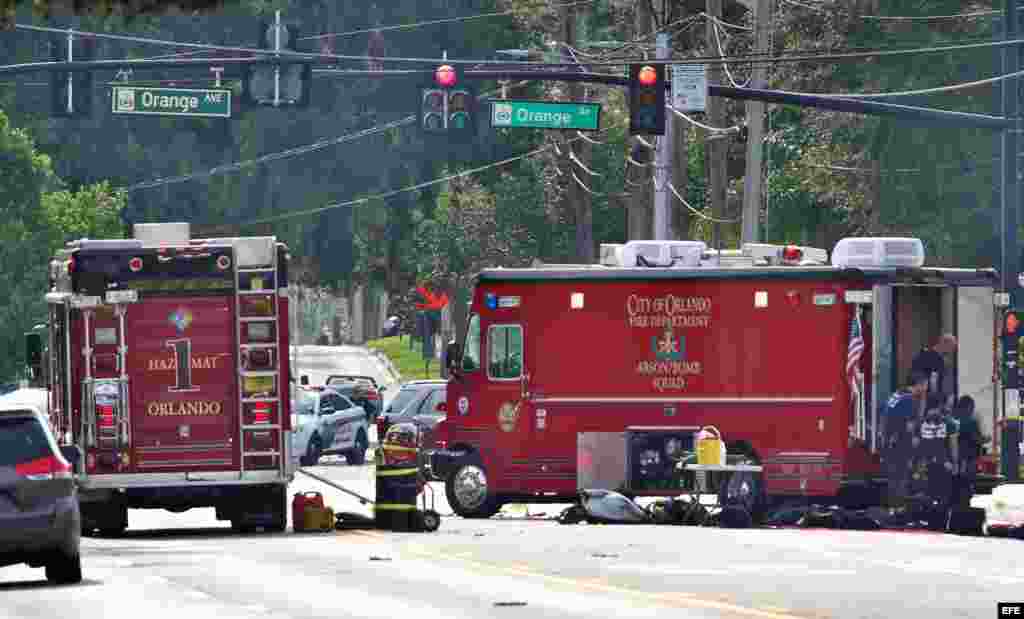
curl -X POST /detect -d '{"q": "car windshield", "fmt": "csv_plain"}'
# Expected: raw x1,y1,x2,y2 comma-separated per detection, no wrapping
295,391,316,415
0,415,51,466
386,387,427,415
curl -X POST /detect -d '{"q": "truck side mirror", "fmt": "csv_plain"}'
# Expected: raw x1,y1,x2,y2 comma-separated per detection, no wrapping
300,375,309,386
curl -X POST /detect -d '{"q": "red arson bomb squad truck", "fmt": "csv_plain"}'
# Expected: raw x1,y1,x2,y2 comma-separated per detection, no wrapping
429,237,1003,518
27,223,293,534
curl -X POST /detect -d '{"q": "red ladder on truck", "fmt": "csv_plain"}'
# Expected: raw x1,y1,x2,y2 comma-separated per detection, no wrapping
234,243,288,475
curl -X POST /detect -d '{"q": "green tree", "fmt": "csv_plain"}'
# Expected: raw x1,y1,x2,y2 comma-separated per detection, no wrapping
0,109,59,381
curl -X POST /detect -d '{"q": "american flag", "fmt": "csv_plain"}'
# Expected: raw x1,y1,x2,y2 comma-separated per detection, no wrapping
846,307,865,390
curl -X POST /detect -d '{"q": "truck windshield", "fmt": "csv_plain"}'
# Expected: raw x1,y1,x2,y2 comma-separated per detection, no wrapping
462,314,481,372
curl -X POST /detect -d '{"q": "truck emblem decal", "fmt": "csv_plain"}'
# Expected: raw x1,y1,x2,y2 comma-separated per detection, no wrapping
652,326,684,361
498,402,519,432
169,308,193,333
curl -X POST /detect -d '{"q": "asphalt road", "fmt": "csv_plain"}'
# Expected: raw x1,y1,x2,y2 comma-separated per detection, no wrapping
3,462,1023,618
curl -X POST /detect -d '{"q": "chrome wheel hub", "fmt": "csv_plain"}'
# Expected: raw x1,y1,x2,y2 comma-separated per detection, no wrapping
453,465,488,511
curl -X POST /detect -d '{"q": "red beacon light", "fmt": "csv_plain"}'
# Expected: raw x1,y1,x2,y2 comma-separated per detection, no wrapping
637,65,658,87
781,245,804,265
434,64,457,88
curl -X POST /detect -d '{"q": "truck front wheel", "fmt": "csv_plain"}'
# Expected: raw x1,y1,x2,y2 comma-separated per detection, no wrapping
445,463,502,519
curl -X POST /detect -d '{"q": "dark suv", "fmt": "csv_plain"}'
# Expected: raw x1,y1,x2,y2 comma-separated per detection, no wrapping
0,403,82,584
376,380,447,445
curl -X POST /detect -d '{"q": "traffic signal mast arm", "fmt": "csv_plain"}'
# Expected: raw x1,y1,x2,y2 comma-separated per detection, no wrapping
458,69,1008,129
2,57,1008,129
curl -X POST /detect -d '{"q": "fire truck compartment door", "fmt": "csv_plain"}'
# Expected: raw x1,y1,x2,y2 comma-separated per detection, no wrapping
957,287,996,444
127,297,238,470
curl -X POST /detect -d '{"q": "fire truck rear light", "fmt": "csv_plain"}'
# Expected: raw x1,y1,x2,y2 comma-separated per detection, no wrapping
16,455,72,479
86,453,96,469
129,257,143,272
97,404,116,427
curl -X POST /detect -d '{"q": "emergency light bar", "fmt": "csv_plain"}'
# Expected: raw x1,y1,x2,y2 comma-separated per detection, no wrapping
831,237,925,269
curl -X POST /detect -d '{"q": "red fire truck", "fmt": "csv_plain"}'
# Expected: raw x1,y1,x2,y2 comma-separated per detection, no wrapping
430,237,1002,518
30,223,293,534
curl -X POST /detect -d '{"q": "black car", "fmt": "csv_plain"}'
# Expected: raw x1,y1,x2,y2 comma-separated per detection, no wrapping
0,403,82,584
376,380,447,445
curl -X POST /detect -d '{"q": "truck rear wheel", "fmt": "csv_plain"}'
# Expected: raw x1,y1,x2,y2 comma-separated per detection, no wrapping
445,463,502,519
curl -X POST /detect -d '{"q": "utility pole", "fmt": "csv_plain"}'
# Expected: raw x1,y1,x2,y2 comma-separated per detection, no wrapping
741,0,771,244
652,31,671,240
1003,0,1020,309
273,9,282,107
629,0,656,240
706,0,728,249
563,0,594,262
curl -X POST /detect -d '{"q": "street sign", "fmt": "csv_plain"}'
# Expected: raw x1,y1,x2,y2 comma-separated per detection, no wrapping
672,64,707,112
111,86,232,118
490,100,601,131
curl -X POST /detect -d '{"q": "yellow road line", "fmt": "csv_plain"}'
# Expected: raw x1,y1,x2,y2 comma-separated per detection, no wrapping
403,546,811,619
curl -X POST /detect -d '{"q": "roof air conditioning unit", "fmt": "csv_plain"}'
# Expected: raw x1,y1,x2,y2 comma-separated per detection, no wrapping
133,222,190,244
620,240,707,268
831,237,925,269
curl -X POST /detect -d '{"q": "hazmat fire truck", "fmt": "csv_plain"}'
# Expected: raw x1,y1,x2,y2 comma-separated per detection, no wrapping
28,223,293,534
430,237,1003,518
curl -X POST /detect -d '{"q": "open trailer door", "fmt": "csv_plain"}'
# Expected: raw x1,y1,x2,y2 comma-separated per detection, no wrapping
957,286,997,448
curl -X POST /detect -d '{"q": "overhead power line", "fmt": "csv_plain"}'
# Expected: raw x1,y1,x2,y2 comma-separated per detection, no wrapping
775,66,1024,99
208,127,611,230
12,21,1024,69
667,181,739,223
124,117,415,192
861,10,1001,21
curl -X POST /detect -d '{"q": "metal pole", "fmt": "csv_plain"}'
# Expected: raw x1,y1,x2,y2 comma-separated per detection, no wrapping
273,10,281,107
741,0,770,245
653,33,672,240
66,28,73,115
1003,0,1019,308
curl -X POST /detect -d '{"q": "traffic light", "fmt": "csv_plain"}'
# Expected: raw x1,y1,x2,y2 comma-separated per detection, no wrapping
243,21,312,107
419,64,475,138
629,63,665,135
49,34,94,118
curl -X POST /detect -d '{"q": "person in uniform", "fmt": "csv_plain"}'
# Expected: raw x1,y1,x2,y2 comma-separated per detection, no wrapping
914,395,959,507
911,334,957,409
883,372,930,512
952,395,988,505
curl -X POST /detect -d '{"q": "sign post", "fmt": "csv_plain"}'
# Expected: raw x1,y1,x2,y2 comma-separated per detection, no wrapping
111,86,232,118
490,100,601,131
672,64,707,113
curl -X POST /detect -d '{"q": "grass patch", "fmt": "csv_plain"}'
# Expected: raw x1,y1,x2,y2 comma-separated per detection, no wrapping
365,335,442,381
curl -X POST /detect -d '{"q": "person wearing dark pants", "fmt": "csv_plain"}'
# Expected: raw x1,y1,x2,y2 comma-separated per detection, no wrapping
952,395,988,506
883,372,930,513
914,395,958,509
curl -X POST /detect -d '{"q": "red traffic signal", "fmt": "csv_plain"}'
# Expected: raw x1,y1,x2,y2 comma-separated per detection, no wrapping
637,65,658,87
435,64,457,88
